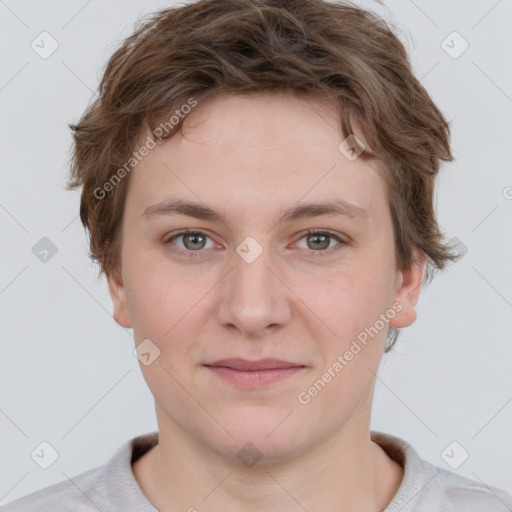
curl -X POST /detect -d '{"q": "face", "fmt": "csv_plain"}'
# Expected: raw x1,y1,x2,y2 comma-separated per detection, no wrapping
108,92,425,461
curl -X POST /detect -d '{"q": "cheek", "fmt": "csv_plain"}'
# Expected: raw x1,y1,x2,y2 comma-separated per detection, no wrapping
300,268,390,406
302,260,392,340
124,254,214,362
122,252,177,339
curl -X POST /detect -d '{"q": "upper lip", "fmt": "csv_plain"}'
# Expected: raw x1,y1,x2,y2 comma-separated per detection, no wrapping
204,358,304,371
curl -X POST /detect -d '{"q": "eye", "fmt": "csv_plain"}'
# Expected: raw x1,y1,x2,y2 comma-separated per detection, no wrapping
164,228,347,258
164,230,216,256
294,229,346,255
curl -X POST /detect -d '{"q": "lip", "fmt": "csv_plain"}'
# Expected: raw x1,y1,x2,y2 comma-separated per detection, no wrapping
205,358,303,371
204,358,306,388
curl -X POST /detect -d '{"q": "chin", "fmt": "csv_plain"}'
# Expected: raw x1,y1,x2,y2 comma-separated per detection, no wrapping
197,416,308,465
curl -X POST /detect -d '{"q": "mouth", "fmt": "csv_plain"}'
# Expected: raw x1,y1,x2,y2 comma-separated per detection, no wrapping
203,358,306,388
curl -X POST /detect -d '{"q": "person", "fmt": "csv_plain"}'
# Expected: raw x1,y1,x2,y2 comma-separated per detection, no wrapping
3,0,512,510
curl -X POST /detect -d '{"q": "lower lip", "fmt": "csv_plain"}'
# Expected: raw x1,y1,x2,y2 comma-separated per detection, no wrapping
205,366,304,387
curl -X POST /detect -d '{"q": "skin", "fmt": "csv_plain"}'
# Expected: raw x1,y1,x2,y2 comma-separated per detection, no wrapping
107,92,426,512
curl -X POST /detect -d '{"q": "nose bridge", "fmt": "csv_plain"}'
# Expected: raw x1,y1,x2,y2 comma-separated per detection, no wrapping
216,235,291,336
234,238,275,299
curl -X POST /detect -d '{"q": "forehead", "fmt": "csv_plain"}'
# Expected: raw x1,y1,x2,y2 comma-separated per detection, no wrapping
126,93,386,225
169,92,370,154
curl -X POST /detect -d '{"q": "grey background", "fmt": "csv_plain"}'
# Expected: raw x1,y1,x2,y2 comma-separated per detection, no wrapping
1,0,511,505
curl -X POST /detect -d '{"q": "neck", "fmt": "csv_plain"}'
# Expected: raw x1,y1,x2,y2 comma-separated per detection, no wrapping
133,422,403,512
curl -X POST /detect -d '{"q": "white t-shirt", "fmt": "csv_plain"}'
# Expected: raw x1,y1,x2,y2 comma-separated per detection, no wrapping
2,430,511,511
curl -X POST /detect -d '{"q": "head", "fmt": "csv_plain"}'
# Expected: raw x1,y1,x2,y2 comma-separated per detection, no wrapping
66,0,459,461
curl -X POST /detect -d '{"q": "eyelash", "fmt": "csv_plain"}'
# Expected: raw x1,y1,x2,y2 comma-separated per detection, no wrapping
164,229,347,258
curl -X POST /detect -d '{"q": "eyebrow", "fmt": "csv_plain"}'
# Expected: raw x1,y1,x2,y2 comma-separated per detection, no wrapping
142,198,369,226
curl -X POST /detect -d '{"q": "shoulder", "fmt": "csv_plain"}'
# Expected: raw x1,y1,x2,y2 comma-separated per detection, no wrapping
1,465,107,512
419,464,512,511
371,430,512,512
1,433,158,512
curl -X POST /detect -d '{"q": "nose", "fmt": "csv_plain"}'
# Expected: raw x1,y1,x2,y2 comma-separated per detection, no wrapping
215,240,293,339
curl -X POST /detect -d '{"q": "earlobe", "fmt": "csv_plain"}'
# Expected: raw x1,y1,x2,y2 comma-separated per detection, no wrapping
106,269,133,328
389,248,427,329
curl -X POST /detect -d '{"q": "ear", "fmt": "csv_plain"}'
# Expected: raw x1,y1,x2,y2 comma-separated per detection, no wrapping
106,268,133,328
388,248,427,329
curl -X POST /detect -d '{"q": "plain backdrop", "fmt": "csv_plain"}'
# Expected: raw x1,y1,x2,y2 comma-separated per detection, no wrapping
1,0,511,505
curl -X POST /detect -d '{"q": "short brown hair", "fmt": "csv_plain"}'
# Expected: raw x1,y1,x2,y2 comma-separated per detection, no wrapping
66,0,460,351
